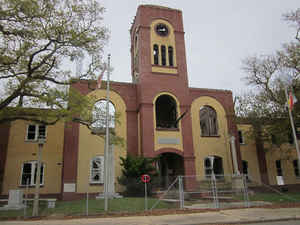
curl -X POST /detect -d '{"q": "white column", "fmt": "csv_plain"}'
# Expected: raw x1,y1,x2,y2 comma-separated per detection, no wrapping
230,136,240,175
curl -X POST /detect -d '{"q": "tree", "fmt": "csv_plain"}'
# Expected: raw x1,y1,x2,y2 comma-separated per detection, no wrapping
0,0,109,125
236,8,300,151
118,155,159,196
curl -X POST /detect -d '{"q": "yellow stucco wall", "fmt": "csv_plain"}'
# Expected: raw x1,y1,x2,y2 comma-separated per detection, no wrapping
153,92,183,151
150,19,178,74
191,96,233,179
238,124,262,184
76,89,127,193
265,144,300,185
238,123,300,186
2,120,64,195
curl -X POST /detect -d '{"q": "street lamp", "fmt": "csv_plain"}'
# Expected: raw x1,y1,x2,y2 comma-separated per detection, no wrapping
32,135,45,217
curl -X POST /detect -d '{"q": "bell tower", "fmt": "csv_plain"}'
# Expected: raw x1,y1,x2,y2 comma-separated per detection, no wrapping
130,5,189,87
130,5,196,184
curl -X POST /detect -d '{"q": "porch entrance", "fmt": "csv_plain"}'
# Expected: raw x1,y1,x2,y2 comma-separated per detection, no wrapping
157,153,184,189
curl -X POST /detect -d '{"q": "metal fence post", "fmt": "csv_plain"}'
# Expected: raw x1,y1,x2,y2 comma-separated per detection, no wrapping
144,182,148,211
86,191,89,216
24,178,29,219
242,174,250,208
211,174,219,209
178,176,184,209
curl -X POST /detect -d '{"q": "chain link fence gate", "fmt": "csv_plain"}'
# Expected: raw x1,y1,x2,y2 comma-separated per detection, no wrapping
151,174,251,210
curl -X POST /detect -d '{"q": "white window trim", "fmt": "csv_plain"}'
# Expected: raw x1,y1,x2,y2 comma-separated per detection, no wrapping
204,156,224,179
25,124,47,142
204,156,214,178
89,156,104,184
20,161,45,186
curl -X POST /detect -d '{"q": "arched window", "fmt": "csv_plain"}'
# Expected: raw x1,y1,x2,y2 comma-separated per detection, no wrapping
204,156,224,179
153,44,159,65
161,45,166,66
168,46,174,66
200,106,218,136
21,161,44,186
155,95,178,129
92,100,115,129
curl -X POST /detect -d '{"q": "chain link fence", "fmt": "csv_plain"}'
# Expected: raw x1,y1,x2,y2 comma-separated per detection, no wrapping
150,174,300,211
1,174,300,219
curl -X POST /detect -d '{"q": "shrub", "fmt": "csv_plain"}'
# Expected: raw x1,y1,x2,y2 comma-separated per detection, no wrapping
118,155,159,196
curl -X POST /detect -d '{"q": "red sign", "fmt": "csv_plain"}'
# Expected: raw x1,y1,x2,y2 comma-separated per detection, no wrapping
141,174,150,183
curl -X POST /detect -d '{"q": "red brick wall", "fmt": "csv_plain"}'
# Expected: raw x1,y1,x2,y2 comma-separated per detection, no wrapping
0,122,10,193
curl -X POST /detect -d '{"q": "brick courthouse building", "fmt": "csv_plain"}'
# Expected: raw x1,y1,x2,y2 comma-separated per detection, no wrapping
1,5,298,200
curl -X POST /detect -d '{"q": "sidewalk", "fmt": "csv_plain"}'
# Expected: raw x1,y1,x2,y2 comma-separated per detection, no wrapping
1,207,300,225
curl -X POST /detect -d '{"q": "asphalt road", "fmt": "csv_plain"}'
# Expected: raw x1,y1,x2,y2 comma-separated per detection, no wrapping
242,221,300,225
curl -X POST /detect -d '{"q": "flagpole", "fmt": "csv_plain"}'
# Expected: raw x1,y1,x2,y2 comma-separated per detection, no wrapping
104,54,111,211
285,87,300,175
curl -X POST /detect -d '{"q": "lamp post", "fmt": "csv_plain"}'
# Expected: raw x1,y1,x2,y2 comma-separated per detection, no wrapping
91,54,112,211
32,135,45,217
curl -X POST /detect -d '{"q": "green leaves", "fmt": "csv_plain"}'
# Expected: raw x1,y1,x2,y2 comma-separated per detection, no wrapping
118,155,159,196
236,8,300,150
0,0,109,125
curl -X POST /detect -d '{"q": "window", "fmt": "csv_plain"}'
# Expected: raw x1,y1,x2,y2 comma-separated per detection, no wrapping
293,160,300,177
155,95,178,129
204,157,213,178
200,106,218,136
21,161,44,186
161,45,166,66
238,130,244,144
153,44,159,65
276,160,282,176
204,156,224,179
92,100,115,129
90,156,104,184
26,124,46,141
168,46,174,66
242,160,249,181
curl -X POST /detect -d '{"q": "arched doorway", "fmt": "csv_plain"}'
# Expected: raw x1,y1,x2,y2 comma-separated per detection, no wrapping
157,152,184,188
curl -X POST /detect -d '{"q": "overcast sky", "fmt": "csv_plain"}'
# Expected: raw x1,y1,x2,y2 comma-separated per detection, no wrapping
99,0,299,96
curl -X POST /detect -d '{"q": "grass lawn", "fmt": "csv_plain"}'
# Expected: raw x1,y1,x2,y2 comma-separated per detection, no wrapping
247,192,300,203
0,197,177,219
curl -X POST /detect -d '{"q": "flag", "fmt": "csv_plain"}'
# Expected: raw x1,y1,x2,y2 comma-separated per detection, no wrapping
97,65,106,89
288,92,298,111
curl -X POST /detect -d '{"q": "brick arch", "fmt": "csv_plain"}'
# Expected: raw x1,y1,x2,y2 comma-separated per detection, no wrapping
154,148,184,157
